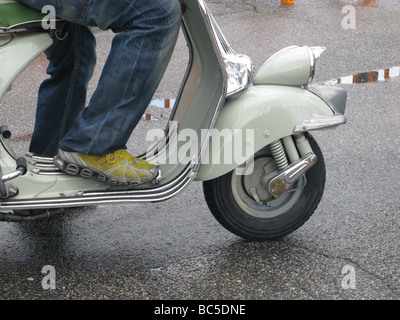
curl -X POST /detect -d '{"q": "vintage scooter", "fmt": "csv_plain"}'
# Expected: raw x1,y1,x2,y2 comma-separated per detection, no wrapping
0,0,347,240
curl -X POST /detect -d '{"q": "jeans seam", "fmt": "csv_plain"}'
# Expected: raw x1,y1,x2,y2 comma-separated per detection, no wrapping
78,0,93,24
61,25,81,139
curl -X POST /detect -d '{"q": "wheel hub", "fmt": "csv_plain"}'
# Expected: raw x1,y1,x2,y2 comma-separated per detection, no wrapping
231,154,305,219
243,157,276,204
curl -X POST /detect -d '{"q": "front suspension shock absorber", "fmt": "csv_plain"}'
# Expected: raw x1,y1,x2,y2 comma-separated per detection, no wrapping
269,139,289,170
294,133,313,157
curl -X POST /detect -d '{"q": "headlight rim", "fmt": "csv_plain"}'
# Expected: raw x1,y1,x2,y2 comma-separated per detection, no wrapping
306,46,326,84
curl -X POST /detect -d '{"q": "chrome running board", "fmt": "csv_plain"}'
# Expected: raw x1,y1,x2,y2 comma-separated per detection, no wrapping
0,162,196,210
26,153,64,175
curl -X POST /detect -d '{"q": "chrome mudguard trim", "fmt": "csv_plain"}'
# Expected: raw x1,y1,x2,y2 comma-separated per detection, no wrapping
294,85,348,132
307,85,347,116
294,114,347,132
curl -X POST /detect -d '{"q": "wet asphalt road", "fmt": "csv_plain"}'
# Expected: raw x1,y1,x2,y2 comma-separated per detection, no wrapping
0,0,399,301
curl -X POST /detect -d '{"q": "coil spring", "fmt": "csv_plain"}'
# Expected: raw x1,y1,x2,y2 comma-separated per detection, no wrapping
269,139,289,170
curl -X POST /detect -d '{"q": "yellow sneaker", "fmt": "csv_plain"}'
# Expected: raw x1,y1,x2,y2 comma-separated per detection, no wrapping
54,149,158,186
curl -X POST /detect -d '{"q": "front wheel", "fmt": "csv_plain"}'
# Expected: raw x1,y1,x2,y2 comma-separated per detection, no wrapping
203,134,326,241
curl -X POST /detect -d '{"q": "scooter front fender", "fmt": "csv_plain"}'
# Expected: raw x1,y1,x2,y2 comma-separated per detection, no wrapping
196,84,343,181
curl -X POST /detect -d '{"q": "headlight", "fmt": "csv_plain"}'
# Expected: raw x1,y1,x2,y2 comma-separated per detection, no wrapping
222,53,254,96
202,2,254,96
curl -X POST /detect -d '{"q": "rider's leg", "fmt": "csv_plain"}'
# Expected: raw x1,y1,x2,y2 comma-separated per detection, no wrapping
58,0,181,156
28,23,96,157
18,0,181,184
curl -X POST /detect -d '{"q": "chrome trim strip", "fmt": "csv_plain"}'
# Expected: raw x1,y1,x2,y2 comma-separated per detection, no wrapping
30,169,65,175
0,163,195,210
26,153,64,175
305,46,326,85
305,46,316,84
28,161,55,168
294,114,347,132
27,154,54,162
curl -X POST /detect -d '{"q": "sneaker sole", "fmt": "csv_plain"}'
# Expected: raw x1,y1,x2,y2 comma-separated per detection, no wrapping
54,155,157,186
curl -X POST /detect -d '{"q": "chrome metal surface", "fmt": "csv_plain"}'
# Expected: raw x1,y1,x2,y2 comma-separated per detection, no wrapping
0,167,25,182
267,153,316,196
306,46,326,84
26,153,64,175
200,0,253,96
294,114,347,132
0,163,195,210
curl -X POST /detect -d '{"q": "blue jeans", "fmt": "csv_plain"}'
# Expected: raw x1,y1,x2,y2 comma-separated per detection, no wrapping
18,0,181,156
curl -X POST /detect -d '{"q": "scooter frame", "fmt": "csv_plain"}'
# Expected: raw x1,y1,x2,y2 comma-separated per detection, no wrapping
0,0,346,212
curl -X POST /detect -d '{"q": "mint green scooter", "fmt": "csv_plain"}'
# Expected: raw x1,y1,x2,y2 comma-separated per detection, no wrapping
0,0,346,240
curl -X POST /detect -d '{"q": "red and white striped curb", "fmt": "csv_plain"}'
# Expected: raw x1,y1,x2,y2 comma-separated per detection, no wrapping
325,66,400,85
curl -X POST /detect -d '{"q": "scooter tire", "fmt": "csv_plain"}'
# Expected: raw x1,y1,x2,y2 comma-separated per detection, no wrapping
203,133,326,241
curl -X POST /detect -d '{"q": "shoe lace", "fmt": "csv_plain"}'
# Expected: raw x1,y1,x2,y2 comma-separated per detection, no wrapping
106,149,139,165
